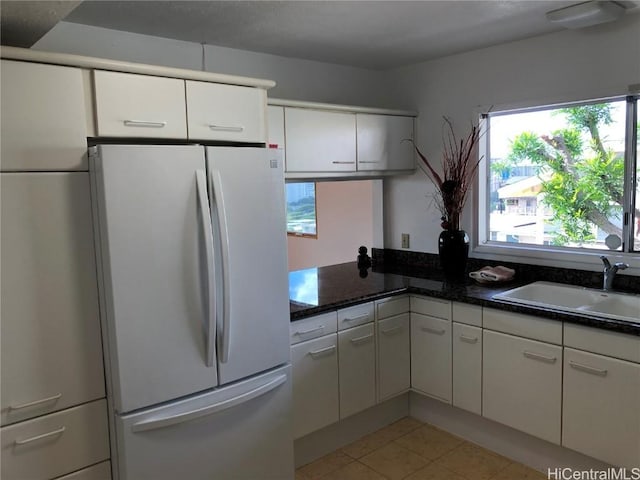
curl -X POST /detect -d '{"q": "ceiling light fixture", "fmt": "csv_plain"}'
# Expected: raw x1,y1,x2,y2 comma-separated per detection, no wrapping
546,1,627,29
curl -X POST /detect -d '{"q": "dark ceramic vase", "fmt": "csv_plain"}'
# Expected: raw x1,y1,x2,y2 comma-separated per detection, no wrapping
438,230,470,278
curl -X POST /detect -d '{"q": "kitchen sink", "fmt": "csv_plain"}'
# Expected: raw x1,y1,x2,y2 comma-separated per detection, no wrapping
492,281,640,323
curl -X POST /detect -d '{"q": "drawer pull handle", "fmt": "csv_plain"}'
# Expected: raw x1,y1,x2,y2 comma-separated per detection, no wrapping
343,314,370,323
9,393,62,410
209,124,245,132
294,325,325,336
381,325,403,335
420,326,445,335
123,120,167,128
523,351,557,364
358,161,380,164
308,345,336,358
14,426,66,446
459,334,478,344
332,161,356,164
569,360,608,377
350,333,374,345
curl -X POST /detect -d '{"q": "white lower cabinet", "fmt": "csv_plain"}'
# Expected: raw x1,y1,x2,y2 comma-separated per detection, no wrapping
338,323,376,419
377,313,410,401
452,323,482,415
563,347,640,468
55,461,111,480
483,330,562,444
291,334,339,439
1,399,110,480
411,313,452,402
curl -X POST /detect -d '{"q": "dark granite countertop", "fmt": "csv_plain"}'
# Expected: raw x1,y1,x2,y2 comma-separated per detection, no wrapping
289,262,640,336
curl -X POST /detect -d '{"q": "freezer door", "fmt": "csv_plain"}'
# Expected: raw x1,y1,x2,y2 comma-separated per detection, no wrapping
115,365,293,480
91,145,218,413
206,147,290,384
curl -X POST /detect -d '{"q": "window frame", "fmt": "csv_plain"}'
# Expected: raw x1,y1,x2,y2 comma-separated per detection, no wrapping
285,181,318,239
474,94,639,270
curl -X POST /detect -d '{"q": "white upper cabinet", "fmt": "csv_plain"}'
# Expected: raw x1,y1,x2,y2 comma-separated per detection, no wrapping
267,105,286,149
1,60,89,171
284,108,357,172
186,81,267,143
1,173,105,426
356,114,414,172
93,70,187,138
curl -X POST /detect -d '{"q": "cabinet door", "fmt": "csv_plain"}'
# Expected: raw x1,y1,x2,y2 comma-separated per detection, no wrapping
94,70,187,138
186,81,266,142
410,313,452,402
267,105,286,148
563,348,640,468
356,114,415,171
378,314,410,401
284,108,356,172
338,323,376,419
452,323,482,415
1,60,88,171
291,335,339,439
1,173,105,426
483,330,562,444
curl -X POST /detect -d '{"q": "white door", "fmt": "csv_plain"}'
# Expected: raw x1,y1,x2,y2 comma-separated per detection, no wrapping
91,145,217,413
115,366,293,480
411,313,452,402
338,323,376,419
377,313,411,401
206,147,290,385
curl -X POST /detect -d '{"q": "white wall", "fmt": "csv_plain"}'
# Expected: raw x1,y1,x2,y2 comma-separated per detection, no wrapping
34,22,391,106
288,181,375,271
382,14,640,256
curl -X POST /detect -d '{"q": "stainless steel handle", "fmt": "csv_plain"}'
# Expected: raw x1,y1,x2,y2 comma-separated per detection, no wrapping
381,325,403,335
196,170,216,367
358,161,380,164
9,393,62,410
208,124,244,132
569,360,608,376
14,427,65,445
308,345,336,358
343,314,370,323
123,120,167,128
332,161,355,164
210,170,232,363
350,333,374,345
421,326,445,335
459,334,478,344
132,374,287,433
294,325,325,336
523,350,557,364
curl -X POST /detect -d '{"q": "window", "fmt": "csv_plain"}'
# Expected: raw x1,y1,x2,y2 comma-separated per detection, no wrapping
480,96,639,255
286,182,317,236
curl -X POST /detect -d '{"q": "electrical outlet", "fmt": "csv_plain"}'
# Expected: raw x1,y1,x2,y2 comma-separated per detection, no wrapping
401,233,410,249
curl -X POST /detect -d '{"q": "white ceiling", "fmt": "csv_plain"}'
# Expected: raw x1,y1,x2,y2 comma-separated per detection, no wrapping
4,1,639,70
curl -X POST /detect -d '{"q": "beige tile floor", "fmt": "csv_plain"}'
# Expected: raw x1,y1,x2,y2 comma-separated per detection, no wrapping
296,417,547,480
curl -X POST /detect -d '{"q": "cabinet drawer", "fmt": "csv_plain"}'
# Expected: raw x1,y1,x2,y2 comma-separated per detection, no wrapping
94,70,187,138
452,323,482,415
291,335,339,439
483,308,562,344
376,295,410,320
186,81,266,142
378,314,410,401
338,302,374,330
1,399,109,480
55,461,111,480
290,311,337,345
562,348,640,468
411,296,451,320
452,302,482,327
338,323,376,419
564,323,640,363
1,60,89,171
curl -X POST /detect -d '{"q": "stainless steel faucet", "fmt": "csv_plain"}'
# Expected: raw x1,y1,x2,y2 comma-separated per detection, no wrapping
600,255,629,291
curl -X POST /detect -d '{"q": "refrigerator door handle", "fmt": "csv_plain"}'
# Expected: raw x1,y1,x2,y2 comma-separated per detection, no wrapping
209,170,232,363
196,170,216,368
130,373,287,433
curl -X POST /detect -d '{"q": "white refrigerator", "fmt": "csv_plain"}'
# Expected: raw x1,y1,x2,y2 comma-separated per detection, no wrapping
90,144,293,480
